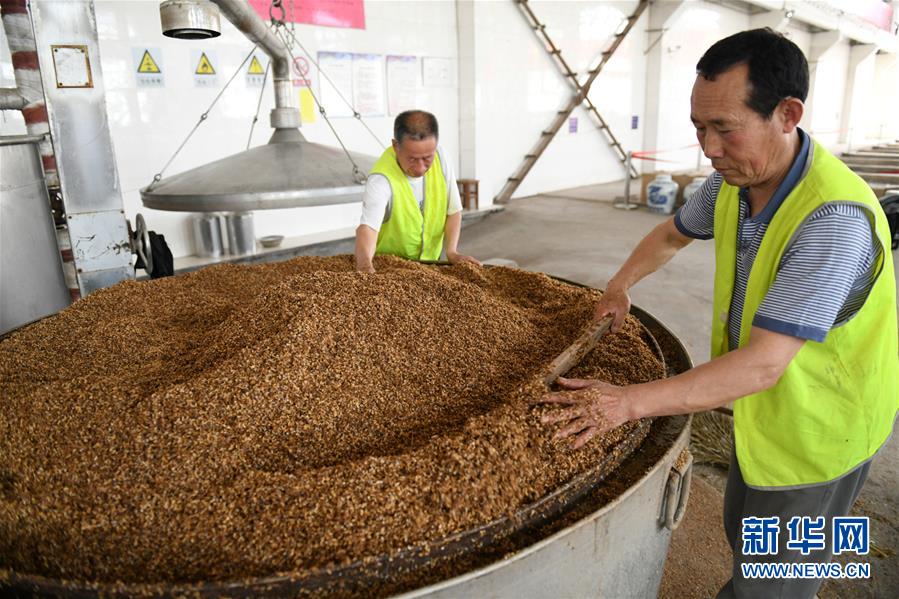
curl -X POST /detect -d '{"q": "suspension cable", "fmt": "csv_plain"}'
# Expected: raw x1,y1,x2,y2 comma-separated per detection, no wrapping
273,26,367,183
147,45,258,189
279,24,385,150
149,2,372,190
247,57,272,149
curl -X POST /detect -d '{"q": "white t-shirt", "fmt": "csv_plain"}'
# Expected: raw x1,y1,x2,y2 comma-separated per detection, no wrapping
359,146,463,231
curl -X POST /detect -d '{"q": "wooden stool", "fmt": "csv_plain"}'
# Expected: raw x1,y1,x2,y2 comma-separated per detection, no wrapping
457,179,479,210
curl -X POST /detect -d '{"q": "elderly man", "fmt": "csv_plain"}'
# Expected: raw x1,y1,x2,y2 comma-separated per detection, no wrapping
538,29,897,598
354,110,479,273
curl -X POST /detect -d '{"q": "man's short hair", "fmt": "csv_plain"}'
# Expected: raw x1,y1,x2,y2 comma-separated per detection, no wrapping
394,110,439,144
696,28,809,119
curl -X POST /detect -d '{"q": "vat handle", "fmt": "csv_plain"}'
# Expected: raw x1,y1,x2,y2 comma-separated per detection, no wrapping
663,449,693,530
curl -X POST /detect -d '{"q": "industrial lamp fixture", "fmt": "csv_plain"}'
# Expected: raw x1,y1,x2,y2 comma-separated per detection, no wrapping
160,0,222,39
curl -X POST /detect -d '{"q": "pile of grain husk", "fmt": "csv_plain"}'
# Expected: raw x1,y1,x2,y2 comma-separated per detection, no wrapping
0,255,664,585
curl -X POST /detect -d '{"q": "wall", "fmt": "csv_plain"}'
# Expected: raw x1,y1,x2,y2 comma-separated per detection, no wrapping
842,44,877,147
871,52,899,140
781,23,812,55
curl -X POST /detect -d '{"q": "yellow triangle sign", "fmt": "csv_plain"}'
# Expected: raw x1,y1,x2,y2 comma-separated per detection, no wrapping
138,50,160,74
195,52,215,75
247,55,265,75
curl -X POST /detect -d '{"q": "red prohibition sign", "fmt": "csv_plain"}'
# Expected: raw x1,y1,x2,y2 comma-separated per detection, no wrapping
293,57,310,77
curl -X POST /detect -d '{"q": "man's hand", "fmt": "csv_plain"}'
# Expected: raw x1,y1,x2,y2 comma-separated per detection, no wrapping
531,377,633,449
594,285,631,333
354,225,378,274
447,250,481,266
590,218,693,332
443,212,480,267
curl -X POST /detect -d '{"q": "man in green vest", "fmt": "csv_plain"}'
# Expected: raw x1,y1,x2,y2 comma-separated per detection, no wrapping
354,110,480,273
537,29,897,598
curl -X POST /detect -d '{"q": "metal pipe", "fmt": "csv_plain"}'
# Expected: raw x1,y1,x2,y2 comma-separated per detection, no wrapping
623,152,632,200
614,152,638,211
0,0,57,183
0,87,26,109
209,0,294,119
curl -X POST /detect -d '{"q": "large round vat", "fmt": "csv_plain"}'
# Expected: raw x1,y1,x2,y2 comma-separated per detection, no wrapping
403,407,690,598
1,277,693,598
397,302,694,599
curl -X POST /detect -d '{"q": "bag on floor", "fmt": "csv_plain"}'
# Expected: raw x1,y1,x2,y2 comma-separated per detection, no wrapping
881,193,899,251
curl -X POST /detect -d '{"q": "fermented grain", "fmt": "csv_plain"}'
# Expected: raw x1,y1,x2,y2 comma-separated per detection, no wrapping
0,256,663,583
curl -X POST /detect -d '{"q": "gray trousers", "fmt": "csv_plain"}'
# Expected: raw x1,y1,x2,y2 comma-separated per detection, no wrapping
716,451,871,599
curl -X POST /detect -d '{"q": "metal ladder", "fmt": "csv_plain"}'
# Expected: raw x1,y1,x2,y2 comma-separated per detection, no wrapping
495,0,648,204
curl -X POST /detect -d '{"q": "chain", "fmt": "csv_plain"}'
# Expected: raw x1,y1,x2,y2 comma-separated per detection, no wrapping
247,57,272,150
148,45,258,189
289,0,296,48
273,26,367,184
279,24,384,150
269,0,285,26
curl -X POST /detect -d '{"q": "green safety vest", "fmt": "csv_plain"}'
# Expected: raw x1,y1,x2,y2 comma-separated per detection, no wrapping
711,140,899,489
370,146,447,261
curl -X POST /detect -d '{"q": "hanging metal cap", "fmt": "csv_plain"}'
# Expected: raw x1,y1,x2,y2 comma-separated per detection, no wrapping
140,137,375,212
160,0,221,40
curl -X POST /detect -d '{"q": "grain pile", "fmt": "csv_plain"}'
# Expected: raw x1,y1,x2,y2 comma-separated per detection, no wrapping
0,255,664,585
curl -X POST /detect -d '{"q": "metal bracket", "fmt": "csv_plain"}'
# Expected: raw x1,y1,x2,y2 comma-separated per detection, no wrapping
67,211,133,272
662,448,693,530
131,213,153,275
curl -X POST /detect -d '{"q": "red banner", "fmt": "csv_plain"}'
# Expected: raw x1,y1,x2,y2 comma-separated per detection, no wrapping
249,0,365,30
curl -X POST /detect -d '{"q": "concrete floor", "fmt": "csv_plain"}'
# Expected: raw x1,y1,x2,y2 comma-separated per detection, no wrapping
463,182,717,363
459,181,899,598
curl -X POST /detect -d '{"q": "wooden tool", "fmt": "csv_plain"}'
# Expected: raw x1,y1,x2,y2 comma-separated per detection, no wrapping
543,317,614,387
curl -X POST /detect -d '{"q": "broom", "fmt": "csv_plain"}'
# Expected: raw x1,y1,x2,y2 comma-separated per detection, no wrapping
690,408,734,469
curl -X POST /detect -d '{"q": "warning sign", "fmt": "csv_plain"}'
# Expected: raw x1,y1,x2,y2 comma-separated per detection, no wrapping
132,47,164,87
192,49,219,87
138,50,160,73
246,53,267,88
248,56,265,75
195,52,216,75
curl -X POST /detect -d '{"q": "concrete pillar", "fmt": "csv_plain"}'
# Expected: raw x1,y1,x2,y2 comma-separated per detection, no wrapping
872,52,898,140
642,0,686,174
802,30,842,133
456,0,476,181
839,43,877,146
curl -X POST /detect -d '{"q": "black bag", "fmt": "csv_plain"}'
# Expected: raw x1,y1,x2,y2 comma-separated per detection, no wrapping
134,231,175,278
881,194,899,251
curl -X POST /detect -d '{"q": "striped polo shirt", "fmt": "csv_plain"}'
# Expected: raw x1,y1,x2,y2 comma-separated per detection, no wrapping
674,129,881,350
